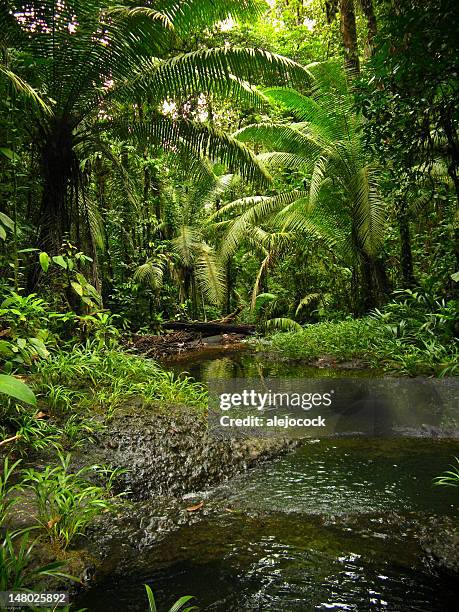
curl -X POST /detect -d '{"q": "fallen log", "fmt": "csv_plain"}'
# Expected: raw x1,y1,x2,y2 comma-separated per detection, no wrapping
209,305,244,324
162,321,256,336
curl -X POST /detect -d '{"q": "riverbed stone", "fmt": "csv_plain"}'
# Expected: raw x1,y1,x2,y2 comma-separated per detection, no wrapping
72,403,297,500
420,516,459,577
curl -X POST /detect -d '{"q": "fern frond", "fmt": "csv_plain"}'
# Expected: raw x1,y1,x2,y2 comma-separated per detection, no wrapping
295,293,321,316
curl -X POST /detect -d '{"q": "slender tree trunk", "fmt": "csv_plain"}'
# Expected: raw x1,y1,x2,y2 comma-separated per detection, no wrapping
359,252,389,313
225,260,233,315
149,164,162,236
340,0,360,73
442,114,459,275
359,0,377,55
398,210,415,287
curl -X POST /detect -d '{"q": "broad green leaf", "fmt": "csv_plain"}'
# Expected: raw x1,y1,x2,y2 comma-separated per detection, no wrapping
451,271,459,282
52,255,67,269
0,340,14,356
0,374,36,405
71,281,84,297
39,251,50,272
0,147,19,161
0,212,14,229
28,337,50,359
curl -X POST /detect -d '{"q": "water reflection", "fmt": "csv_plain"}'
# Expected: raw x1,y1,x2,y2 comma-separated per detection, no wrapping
166,349,376,382
78,351,459,612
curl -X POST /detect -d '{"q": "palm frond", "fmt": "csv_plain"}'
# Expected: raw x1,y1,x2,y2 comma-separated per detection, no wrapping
263,87,325,123
295,293,321,316
105,5,175,31
159,0,266,36
137,46,312,104
350,166,385,256
105,115,271,188
195,243,226,305
264,317,302,332
235,123,321,160
220,191,307,258
257,151,312,171
134,259,165,290
0,66,52,113
172,225,201,267
80,194,105,251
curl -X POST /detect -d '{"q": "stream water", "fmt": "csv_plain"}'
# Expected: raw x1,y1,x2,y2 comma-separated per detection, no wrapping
79,350,459,611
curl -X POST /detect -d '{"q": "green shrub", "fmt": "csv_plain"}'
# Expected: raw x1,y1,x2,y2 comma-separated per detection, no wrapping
0,529,74,592
264,289,459,376
144,584,197,612
435,457,459,488
268,318,379,361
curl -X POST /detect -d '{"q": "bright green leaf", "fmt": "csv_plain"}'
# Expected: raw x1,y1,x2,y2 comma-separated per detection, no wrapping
71,281,84,297
0,147,19,161
0,212,14,230
39,251,50,272
0,374,36,405
52,255,67,269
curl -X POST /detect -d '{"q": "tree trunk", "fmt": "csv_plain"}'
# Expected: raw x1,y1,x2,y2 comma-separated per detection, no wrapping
38,124,74,251
359,0,377,55
340,0,360,73
225,259,234,315
359,252,389,313
442,113,459,275
398,211,416,287
27,123,74,290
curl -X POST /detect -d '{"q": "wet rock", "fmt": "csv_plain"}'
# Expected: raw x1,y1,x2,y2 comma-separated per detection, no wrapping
72,404,297,501
420,516,459,577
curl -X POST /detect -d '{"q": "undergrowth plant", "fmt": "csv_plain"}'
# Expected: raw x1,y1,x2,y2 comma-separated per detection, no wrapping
144,585,198,612
264,289,458,376
34,346,207,417
0,457,21,527
22,453,125,550
435,458,459,488
0,530,74,592
0,459,75,593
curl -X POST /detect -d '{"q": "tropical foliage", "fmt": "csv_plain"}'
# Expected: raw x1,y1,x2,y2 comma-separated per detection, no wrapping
217,61,387,313
0,0,458,604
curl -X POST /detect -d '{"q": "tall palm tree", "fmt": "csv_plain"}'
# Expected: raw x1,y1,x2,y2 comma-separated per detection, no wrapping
0,0,310,263
219,61,388,313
